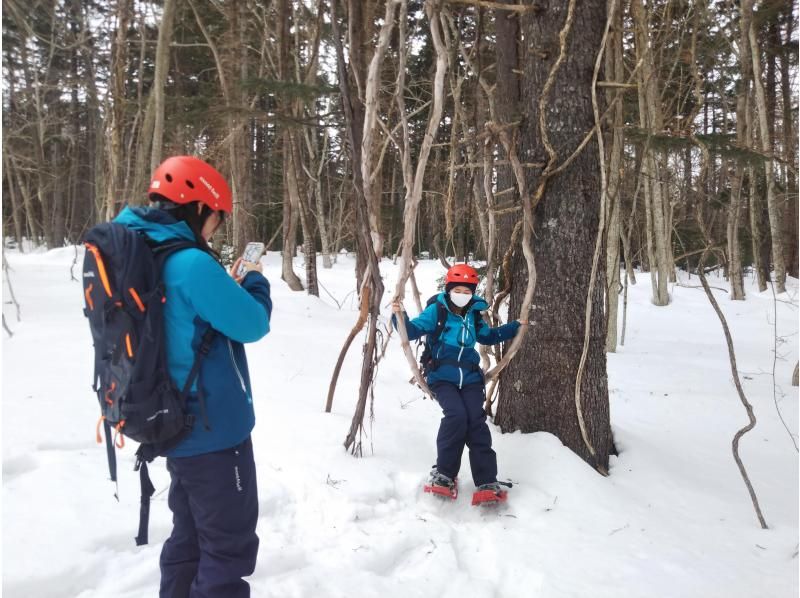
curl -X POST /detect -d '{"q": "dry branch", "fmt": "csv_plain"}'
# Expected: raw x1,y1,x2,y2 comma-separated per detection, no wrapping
326,287,370,413
698,249,768,529
393,0,450,399
444,0,534,12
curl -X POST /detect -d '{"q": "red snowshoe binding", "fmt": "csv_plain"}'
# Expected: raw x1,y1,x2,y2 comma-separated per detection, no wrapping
471,482,509,506
424,469,458,500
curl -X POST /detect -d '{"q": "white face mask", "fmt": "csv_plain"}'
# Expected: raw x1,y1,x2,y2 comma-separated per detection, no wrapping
449,290,472,308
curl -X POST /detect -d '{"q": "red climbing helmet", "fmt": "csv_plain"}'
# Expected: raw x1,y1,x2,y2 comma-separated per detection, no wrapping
149,156,233,213
446,263,479,286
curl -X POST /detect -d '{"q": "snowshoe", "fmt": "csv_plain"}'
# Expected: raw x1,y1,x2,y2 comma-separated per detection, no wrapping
471,482,508,506
423,469,458,500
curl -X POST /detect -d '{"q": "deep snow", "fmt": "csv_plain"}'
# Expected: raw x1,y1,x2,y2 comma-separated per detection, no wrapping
2,247,798,598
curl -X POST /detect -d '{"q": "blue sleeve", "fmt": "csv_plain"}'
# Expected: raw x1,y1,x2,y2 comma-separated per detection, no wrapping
183,251,271,343
391,302,439,341
476,317,520,346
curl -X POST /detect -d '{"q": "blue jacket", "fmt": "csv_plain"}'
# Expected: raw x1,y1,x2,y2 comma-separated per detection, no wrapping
393,293,520,388
114,207,272,457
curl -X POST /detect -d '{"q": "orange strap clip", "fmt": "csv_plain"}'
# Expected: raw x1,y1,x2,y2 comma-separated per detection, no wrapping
104,381,116,406
84,243,112,297
125,333,134,359
85,283,95,311
114,421,126,449
128,288,145,312
96,415,105,444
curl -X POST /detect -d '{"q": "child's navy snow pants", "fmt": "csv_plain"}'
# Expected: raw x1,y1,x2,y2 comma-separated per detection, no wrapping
159,436,259,598
431,381,497,486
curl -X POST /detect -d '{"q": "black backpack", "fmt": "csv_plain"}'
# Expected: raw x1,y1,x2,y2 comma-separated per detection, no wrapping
418,294,483,378
82,222,214,545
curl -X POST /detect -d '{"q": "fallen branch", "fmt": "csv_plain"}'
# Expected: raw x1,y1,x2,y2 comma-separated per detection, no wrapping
325,286,370,413
698,249,768,529
2,250,21,322
768,281,798,452
70,245,80,282
2,314,12,337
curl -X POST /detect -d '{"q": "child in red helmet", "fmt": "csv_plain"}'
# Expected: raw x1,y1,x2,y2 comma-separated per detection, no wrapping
392,264,527,504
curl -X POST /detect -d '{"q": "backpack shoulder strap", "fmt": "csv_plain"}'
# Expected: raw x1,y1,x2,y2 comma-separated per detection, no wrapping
428,301,448,345
151,239,200,265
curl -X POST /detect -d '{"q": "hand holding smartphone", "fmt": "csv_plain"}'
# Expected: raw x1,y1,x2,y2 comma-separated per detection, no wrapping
234,242,265,279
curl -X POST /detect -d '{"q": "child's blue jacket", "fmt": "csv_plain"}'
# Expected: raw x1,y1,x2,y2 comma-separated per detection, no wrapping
393,293,520,388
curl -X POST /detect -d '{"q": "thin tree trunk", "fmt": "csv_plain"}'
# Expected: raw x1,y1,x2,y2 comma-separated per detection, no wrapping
780,8,798,278
3,153,25,247
105,0,131,221
747,100,768,291
281,149,304,291
393,0,449,398
605,1,624,352
632,0,670,305
747,0,786,292
331,0,385,455
150,0,176,173
729,12,752,300
310,130,333,268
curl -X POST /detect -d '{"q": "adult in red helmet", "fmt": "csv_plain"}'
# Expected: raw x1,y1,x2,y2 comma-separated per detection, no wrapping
391,263,527,504
114,156,271,597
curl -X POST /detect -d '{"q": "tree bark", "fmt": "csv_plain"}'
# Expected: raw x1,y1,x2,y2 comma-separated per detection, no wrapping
496,0,612,471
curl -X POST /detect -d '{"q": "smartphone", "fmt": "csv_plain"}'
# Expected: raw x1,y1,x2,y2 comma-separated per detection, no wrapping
236,242,265,277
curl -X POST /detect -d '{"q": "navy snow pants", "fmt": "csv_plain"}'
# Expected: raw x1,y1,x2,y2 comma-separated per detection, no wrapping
431,381,497,486
159,436,259,598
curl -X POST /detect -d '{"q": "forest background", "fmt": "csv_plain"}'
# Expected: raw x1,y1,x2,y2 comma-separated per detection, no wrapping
2,0,798,476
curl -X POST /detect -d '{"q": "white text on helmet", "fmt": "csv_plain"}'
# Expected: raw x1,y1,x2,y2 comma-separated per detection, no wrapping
198,176,220,200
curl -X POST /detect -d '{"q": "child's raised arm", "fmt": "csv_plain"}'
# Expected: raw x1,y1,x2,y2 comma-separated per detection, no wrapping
391,300,439,341
475,316,522,346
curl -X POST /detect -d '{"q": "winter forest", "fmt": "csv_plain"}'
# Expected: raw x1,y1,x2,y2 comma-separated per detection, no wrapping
2,0,799,596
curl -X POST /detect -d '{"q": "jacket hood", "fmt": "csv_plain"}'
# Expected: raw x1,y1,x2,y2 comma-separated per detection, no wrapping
113,206,197,244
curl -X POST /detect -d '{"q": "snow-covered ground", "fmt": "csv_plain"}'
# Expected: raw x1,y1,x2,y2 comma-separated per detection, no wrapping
2,247,798,598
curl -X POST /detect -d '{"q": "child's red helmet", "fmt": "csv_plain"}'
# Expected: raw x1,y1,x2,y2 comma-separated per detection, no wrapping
446,263,479,286
149,156,233,213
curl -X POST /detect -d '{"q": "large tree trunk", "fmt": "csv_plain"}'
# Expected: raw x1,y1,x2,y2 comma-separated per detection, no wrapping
496,0,613,471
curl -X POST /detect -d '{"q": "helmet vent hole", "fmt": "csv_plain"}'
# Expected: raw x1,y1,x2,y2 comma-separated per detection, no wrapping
165,173,173,183
185,180,195,189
